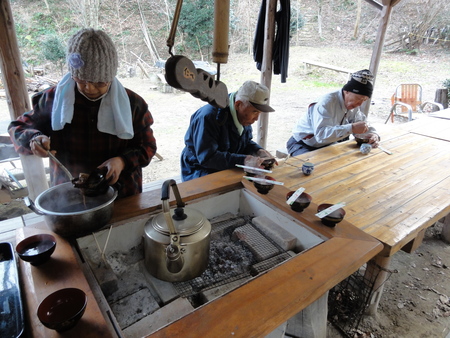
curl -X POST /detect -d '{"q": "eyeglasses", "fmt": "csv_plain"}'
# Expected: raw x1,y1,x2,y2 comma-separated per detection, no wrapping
72,76,110,89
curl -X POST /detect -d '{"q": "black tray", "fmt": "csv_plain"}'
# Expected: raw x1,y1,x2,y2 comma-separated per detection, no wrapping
0,242,24,338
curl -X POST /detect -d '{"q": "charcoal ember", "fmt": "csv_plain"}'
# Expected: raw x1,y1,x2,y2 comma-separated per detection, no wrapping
188,240,254,288
209,241,252,274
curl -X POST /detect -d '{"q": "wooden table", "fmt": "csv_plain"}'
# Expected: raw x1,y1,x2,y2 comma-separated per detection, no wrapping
402,109,450,142
427,107,450,120
271,118,450,313
17,169,383,337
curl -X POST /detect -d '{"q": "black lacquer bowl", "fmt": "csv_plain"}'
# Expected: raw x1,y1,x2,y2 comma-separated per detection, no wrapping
37,288,87,332
317,203,345,227
16,234,56,266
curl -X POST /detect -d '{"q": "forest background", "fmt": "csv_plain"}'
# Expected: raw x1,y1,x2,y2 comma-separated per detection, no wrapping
7,0,450,79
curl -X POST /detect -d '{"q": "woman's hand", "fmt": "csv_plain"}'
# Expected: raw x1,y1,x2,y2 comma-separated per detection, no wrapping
30,135,52,157
99,157,125,185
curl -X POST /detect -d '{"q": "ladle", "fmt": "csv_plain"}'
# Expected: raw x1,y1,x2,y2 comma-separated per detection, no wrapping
34,140,110,197
34,140,74,181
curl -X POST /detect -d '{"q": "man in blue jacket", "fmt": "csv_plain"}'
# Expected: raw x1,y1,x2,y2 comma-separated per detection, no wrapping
181,81,276,181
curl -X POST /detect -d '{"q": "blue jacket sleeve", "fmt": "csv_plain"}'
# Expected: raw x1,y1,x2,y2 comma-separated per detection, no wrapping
187,106,261,171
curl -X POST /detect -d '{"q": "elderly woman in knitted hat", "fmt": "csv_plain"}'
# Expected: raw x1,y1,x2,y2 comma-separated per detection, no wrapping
8,28,157,198
286,69,380,156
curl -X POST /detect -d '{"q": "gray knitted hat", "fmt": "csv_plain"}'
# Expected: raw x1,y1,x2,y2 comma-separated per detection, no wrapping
67,28,118,83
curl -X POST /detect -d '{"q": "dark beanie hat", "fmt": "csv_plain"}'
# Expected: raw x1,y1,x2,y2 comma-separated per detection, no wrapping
342,69,374,98
66,28,118,83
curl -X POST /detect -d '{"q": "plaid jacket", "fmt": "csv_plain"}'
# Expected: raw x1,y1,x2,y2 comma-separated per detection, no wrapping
8,85,157,198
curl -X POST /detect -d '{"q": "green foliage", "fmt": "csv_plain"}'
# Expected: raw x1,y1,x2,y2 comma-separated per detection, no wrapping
14,11,63,65
42,35,65,63
290,6,305,35
443,79,450,101
306,79,340,88
177,0,214,56
382,61,411,74
336,0,356,11
405,48,419,55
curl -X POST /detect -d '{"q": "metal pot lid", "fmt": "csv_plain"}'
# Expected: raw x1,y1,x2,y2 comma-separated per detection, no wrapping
151,207,206,236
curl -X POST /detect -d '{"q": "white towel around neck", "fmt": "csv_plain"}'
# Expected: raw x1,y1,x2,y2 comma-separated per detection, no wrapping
51,72,134,139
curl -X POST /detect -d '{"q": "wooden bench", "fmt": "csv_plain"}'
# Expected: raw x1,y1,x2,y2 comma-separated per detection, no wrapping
302,59,352,76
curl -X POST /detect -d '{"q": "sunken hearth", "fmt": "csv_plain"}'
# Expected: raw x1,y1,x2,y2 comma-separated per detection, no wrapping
80,214,295,332
76,189,325,336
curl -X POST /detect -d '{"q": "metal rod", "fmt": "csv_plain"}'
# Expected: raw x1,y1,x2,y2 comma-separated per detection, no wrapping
34,139,74,181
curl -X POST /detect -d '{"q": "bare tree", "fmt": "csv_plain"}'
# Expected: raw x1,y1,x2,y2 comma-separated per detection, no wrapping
353,0,362,38
67,0,100,28
137,0,160,64
316,0,323,39
387,0,450,51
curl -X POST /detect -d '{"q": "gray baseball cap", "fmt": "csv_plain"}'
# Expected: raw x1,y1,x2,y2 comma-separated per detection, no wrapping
236,81,275,112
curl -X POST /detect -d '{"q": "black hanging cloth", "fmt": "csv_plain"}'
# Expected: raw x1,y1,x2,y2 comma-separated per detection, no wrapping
253,0,291,83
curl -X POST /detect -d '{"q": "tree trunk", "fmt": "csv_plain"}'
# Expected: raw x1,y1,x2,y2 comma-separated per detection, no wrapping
353,0,361,38
435,88,448,109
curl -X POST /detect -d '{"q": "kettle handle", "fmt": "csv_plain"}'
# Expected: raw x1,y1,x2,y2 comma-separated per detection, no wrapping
161,179,185,212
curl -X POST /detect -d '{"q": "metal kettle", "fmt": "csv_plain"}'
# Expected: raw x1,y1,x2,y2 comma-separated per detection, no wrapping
143,179,211,282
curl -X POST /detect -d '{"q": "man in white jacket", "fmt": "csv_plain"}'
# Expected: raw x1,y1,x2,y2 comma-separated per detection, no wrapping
286,69,380,156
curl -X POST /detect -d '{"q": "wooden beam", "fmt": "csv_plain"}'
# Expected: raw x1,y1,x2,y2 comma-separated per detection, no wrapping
380,0,402,7
0,0,30,118
363,0,383,11
362,1,394,115
0,0,48,199
256,0,276,149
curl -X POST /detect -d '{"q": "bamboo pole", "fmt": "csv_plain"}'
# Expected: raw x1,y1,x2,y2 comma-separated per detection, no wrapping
212,0,230,64
0,0,48,199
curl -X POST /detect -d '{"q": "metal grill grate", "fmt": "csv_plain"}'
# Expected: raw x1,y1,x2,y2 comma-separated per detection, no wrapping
172,216,291,298
328,260,393,337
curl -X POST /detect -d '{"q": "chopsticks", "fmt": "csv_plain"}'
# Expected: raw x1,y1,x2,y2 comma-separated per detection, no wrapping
378,145,393,155
286,187,305,205
92,225,113,264
235,164,272,173
315,202,346,218
243,176,284,185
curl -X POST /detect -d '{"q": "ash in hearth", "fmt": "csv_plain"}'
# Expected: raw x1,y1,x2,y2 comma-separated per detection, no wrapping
173,215,288,297
187,238,255,293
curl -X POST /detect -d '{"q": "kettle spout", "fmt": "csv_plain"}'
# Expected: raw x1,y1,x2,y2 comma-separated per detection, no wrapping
165,242,184,273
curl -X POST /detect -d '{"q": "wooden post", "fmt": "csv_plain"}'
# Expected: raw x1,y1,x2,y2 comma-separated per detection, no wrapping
362,1,395,116
435,88,448,109
366,255,392,315
441,215,450,243
0,0,48,199
256,0,276,149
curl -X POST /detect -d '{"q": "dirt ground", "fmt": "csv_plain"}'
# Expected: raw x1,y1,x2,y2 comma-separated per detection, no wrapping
1,45,450,337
